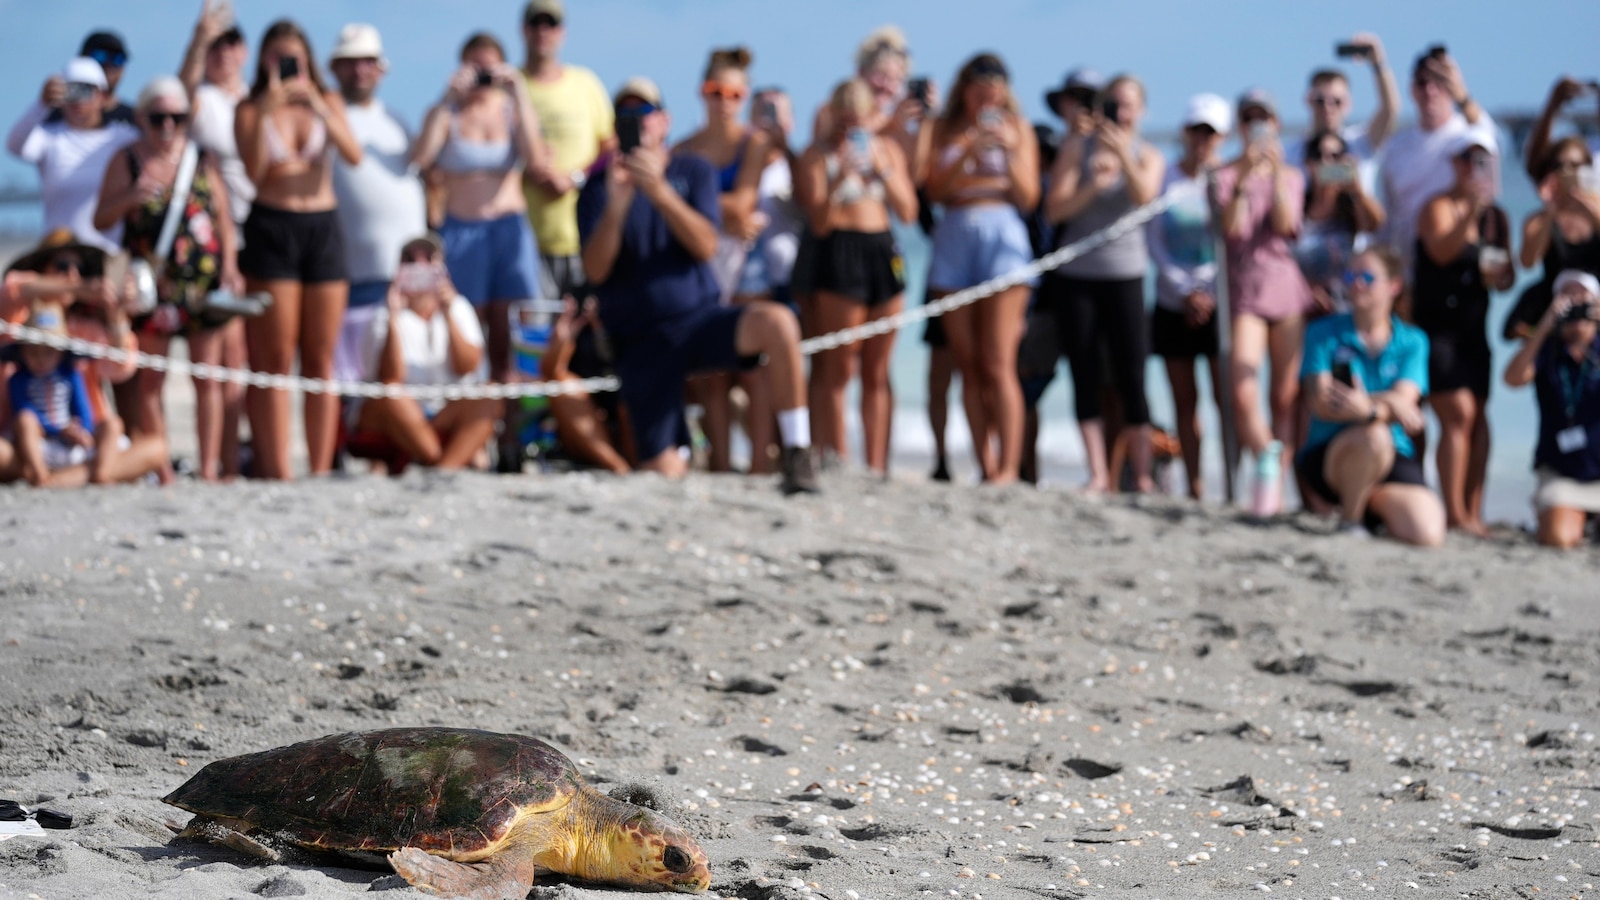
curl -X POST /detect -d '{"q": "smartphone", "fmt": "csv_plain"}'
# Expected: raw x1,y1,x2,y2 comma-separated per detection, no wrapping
395,262,440,294
1578,165,1600,195
63,82,96,104
277,55,299,81
1330,360,1355,388
754,96,778,127
475,68,494,88
1100,98,1120,123
907,77,930,109
1317,161,1357,185
1247,121,1273,146
1334,42,1371,59
615,114,642,155
1426,43,1448,59
977,107,1003,131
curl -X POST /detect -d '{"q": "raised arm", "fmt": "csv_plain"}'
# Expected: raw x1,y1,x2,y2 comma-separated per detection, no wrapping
180,0,233,105
1523,78,1587,182
1354,33,1400,149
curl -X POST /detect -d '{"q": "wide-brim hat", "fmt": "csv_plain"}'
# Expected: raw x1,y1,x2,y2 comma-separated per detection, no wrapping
5,228,107,276
1044,67,1104,112
329,23,388,69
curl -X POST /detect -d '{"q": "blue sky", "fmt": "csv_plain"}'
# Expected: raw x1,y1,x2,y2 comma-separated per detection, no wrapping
2,0,1598,194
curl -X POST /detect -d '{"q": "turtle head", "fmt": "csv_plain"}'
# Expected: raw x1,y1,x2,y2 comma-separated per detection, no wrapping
576,794,711,893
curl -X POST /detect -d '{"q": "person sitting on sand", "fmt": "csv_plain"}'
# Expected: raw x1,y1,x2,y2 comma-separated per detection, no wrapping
1503,270,1600,549
1296,246,1445,546
350,235,501,472
576,77,817,494
1,302,166,487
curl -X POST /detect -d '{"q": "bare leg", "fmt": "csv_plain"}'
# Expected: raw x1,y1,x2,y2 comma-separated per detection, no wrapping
859,296,901,474
692,373,734,472
1165,357,1203,500
244,278,303,480
134,333,174,485
188,328,225,481
13,410,48,487
1367,483,1447,547
1322,421,1394,525
810,291,868,465
1538,506,1587,549
89,415,167,484
940,300,992,479
1229,314,1272,455
549,389,630,473
358,398,443,467
432,398,503,469
1429,389,1489,536
1078,419,1110,492
1466,398,1490,529
219,318,247,478
733,301,806,414
927,343,954,479
299,281,347,475
975,285,1030,484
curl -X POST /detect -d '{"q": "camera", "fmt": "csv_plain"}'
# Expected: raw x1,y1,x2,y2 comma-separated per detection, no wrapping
1560,299,1596,325
475,68,494,88
277,56,299,81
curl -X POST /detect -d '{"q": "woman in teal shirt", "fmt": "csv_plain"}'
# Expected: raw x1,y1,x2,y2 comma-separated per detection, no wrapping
1296,245,1446,545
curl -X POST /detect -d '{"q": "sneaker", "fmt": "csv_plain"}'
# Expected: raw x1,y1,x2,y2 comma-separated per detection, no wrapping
780,446,820,495
1250,440,1283,518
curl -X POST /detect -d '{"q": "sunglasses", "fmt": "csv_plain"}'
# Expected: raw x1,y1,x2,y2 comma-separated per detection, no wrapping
1184,124,1218,137
146,112,188,127
526,13,561,29
50,257,82,273
1310,94,1345,108
702,82,747,102
1343,270,1379,287
89,49,128,69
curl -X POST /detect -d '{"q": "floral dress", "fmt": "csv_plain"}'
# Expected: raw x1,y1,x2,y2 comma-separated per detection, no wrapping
122,144,224,335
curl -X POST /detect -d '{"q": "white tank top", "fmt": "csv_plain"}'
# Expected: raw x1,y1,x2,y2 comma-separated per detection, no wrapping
192,82,254,228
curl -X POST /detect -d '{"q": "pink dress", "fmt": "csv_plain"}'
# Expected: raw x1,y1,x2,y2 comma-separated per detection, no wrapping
1212,165,1313,322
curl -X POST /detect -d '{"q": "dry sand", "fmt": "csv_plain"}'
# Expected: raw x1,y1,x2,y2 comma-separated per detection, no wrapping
0,470,1597,900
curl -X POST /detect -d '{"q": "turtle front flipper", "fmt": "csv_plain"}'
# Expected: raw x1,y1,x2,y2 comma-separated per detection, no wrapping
177,815,283,863
388,847,537,900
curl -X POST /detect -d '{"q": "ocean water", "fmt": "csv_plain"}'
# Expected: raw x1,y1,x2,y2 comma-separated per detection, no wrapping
884,127,1546,524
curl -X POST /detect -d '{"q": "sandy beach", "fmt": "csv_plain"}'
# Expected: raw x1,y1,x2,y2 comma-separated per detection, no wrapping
0,466,1596,900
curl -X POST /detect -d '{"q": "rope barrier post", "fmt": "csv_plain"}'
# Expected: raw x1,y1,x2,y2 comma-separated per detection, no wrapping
1207,169,1240,505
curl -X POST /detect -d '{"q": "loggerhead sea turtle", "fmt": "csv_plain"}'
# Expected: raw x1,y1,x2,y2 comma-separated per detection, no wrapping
162,727,711,897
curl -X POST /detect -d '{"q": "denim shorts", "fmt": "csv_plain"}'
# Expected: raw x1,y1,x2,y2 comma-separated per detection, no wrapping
927,204,1036,293
440,213,543,306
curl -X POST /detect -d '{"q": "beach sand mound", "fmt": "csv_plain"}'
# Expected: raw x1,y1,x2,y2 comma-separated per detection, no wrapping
0,471,1595,898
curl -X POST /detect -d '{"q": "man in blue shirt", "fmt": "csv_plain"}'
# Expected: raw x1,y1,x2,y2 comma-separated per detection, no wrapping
578,77,816,493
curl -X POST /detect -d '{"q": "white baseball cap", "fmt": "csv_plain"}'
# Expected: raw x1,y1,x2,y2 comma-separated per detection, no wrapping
1183,93,1232,134
62,57,108,90
1554,270,1600,300
1447,128,1499,159
329,23,387,68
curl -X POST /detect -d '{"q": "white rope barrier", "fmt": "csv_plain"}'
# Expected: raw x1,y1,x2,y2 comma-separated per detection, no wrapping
4,191,1176,400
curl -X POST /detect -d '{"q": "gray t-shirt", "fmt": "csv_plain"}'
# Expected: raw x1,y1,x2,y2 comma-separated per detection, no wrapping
332,100,427,285
1054,135,1151,281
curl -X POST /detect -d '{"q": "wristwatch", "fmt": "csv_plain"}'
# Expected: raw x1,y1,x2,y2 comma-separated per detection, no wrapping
569,169,588,191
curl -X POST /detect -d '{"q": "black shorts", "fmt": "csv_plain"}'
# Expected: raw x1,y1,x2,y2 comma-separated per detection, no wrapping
811,230,904,306
239,205,347,284
613,305,759,462
1425,331,1492,399
1296,439,1428,509
1151,304,1220,359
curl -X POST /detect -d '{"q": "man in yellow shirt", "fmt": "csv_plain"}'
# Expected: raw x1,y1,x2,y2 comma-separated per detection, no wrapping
519,0,614,299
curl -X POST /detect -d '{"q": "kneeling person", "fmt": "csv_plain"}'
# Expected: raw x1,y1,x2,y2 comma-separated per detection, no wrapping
1296,247,1446,546
353,235,502,470
577,77,817,493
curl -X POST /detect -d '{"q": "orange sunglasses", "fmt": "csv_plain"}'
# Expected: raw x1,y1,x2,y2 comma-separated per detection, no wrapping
702,81,747,101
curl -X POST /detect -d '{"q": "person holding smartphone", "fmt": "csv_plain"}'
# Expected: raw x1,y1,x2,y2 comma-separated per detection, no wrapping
1522,77,1600,183
576,78,818,495
1298,246,1442,544
1297,129,1386,313
1285,34,1400,177
923,53,1039,485
233,19,363,480
1042,73,1163,493
1211,89,1313,517
349,234,500,472
1507,138,1600,339
412,33,548,389
7,57,139,253
1503,270,1600,548
1414,132,1512,538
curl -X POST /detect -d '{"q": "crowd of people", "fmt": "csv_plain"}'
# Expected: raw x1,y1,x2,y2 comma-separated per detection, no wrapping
2,3,1600,549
